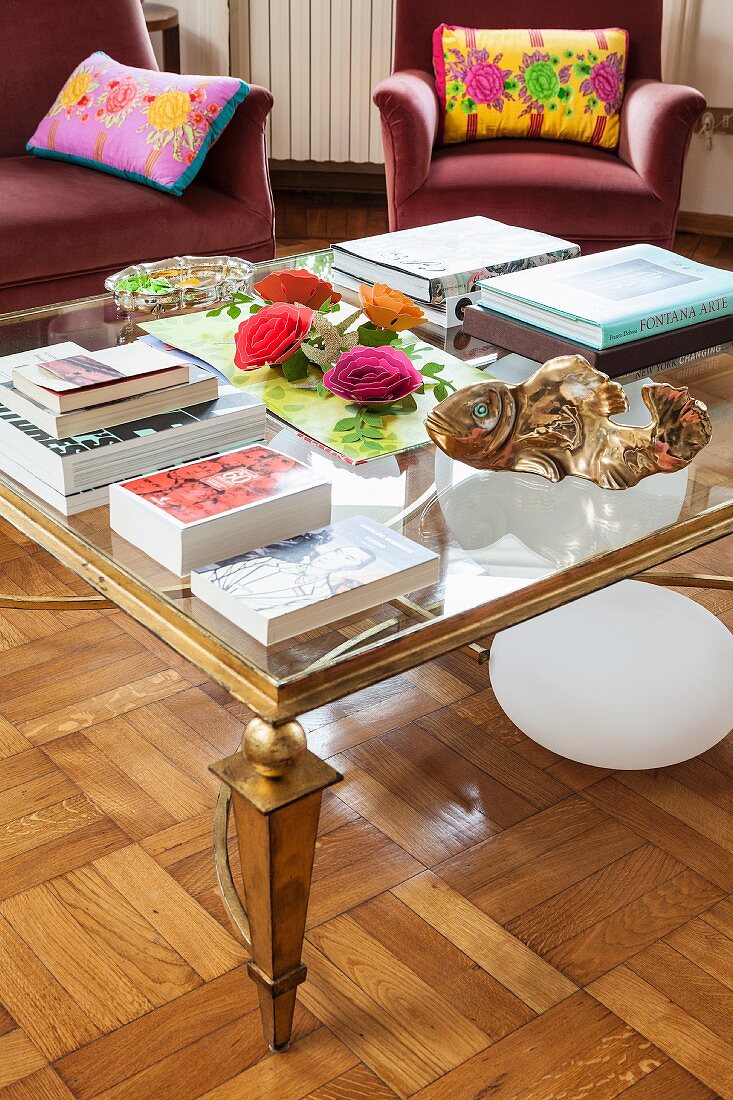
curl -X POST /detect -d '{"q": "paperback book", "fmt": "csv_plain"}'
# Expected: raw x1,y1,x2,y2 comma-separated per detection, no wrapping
191,515,440,644
332,216,580,304
478,244,733,350
10,341,190,412
0,364,218,437
0,384,266,497
110,445,332,575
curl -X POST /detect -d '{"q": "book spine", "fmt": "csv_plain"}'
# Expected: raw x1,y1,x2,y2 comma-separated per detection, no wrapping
601,293,733,349
428,246,580,305
618,341,733,384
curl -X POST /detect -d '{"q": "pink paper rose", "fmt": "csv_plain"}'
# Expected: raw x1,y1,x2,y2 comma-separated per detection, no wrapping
323,345,423,405
233,302,314,370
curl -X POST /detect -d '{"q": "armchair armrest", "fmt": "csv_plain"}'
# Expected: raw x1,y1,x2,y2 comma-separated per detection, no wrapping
373,70,439,224
200,84,275,250
619,78,705,212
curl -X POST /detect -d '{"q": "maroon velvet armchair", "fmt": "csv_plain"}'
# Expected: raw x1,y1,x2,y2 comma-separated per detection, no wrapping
0,0,275,313
373,0,705,252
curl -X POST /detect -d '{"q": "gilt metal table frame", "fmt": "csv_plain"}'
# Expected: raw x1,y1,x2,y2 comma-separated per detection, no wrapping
3,469,733,1050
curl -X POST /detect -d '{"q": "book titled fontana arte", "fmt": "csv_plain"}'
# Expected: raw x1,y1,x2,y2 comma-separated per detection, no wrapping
478,244,733,349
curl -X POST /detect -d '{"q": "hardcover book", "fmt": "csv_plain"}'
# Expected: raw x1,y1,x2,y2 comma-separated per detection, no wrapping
332,216,580,303
10,341,190,412
477,244,733,350
110,444,332,575
191,515,440,644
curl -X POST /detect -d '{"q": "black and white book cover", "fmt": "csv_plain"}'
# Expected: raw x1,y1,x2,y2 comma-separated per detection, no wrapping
191,515,440,643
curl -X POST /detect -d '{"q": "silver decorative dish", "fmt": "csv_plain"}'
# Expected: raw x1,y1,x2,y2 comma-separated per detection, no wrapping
105,255,254,313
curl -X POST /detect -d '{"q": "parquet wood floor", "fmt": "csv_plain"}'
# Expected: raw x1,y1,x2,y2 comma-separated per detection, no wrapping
1,522,731,1099
0,225,732,1098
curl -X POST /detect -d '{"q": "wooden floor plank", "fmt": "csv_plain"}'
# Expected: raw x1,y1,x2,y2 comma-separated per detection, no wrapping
393,872,576,1013
20,670,188,745
0,1067,76,1100
196,1027,358,1100
0,915,102,1060
589,966,733,1097
307,913,491,1071
413,991,665,1100
584,777,733,891
350,891,534,1042
53,967,257,1099
0,1030,47,1090
92,845,246,981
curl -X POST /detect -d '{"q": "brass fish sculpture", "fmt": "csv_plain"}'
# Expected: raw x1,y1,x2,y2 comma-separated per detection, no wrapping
425,354,712,490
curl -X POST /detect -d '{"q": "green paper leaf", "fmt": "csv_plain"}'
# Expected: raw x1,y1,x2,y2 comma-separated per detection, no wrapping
361,425,383,440
362,412,384,427
334,417,357,431
226,305,241,319
249,303,262,313
433,383,449,401
356,324,396,348
316,380,330,398
281,349,310,382
341,432,362,443
420,362,445,377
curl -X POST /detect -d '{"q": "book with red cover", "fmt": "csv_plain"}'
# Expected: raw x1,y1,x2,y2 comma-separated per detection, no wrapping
109,445,332,575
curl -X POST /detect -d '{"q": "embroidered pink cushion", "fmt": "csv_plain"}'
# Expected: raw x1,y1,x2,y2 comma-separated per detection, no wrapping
26,52,249,195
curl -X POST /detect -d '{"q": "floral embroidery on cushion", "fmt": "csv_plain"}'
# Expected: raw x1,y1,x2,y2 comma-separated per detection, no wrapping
433,26,628,148
139,84,214,163
96,75,143,128
445,48,516,116
51,64,101,120
580,52,625,115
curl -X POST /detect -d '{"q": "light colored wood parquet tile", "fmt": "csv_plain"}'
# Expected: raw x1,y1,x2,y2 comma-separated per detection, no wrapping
0,1067,76,1100
413,991,666,1100
590,961,733,1097
0,1029,47,1090
20,670,188,745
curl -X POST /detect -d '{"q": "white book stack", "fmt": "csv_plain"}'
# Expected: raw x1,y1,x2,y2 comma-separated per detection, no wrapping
191,515,440,645
0,341,266,514
110,444,332,576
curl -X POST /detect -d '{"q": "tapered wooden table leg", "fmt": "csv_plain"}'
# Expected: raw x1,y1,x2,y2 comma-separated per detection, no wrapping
211,717,341,1051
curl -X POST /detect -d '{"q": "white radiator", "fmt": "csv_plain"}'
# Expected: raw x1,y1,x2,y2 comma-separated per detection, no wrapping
232,0,395,163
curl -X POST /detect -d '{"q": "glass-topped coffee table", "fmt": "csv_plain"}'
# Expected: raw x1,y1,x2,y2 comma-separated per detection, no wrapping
1,250,733,1051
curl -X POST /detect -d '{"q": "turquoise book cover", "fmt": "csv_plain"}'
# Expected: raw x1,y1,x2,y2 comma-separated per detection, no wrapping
479,244,733,349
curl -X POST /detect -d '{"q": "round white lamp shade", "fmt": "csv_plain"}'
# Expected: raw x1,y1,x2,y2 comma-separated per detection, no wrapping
490,579,733,769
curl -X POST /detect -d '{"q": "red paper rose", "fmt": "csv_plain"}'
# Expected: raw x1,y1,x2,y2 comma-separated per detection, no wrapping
233,303,314,370
254,269,341,309
322,345,423,405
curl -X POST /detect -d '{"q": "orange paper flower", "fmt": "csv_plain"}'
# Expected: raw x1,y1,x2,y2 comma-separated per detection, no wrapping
254,269,341,309
359,283,426,332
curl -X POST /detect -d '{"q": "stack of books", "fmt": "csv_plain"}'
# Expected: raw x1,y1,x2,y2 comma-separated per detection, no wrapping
191,515,440,645
0,341,266,514
331,216,580,327
110,444,333,576
465,244,733,376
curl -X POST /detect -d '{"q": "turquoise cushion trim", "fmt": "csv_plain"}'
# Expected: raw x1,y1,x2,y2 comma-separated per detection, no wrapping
26,79,249,197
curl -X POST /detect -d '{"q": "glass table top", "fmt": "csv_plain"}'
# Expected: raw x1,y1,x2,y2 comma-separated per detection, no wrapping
2,250,733,706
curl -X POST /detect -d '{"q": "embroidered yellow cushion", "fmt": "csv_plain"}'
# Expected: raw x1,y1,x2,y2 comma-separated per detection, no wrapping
433,25,629,149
